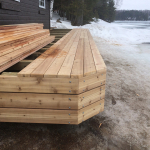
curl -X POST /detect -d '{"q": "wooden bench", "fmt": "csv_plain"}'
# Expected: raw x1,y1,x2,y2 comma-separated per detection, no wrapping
0,29,106,125
0,23,55,73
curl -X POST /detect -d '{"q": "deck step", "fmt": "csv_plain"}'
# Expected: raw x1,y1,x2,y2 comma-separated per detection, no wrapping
0,23,55,73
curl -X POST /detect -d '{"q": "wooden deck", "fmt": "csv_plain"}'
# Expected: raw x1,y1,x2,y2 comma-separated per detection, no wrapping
0,27,106,125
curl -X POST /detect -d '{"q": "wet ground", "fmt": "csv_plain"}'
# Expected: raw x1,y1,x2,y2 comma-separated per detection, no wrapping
0,38,150,150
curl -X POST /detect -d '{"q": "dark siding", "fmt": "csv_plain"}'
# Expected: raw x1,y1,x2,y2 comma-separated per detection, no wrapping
0,0,50,29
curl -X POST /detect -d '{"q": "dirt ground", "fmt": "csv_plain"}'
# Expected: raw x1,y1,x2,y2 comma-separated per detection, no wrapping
0,38,150,150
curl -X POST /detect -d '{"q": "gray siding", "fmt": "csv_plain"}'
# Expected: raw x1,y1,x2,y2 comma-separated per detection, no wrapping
0,0,50,29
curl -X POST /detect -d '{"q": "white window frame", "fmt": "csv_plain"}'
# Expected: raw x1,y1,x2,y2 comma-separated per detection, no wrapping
39,0,46,9
15,0,20,2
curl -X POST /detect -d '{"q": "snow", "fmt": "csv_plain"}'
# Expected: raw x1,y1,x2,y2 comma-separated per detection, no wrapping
51,12,150,45
51,12,150,149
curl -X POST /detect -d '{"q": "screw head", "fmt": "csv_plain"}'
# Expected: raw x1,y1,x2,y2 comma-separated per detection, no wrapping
83,105,84,107
69,107,71,109
100,97,101,99
68,122,70,124
69,98,71,100
84,80,85,82
69,113,70,115
69,81,71,83
83,90,85,91
69,90,71,92
82,112,84,114
101,83,102,84
83,97,84,98
100,103,101,105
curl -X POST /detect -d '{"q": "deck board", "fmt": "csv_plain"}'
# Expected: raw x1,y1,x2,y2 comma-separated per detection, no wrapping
44,29,80,78
87,30,106,72
83,29,96,76
29,30,77,77
57,29,81,78
71,30,84,78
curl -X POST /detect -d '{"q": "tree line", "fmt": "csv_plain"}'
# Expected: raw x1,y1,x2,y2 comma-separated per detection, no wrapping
53,0,116,26
115,10,150,21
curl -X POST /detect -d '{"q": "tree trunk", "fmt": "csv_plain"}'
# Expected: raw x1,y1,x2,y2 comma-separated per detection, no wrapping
50,0,54,20
76,0,84,26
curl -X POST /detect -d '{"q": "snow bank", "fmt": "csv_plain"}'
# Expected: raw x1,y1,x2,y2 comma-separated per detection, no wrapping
51,12,150,45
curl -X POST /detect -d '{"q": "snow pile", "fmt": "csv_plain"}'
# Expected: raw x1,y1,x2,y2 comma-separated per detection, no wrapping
51,12,150,45
83,20,150,45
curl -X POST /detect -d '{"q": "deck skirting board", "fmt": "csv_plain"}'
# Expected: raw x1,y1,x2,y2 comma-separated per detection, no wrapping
0,99,104,124
0,86,105,110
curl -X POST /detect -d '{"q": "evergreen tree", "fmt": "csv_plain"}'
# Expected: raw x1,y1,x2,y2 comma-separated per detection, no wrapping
53,0,116,26
115,10,149,21
108,0,116,22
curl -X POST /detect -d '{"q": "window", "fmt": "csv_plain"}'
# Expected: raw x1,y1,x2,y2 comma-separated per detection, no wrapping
15,0,20,2
39,0,45,9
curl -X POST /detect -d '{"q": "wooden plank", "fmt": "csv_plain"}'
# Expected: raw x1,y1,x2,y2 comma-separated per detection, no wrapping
78,86,105,109
0,76,79,94
0,92,78,110
30,29,77,78
0,30,50,54
79,70,106,93
0,29,50,47
0,108,78,124
0,36,54,68
78,99,104,124
0,86,105,110
1,72,18,76
57,30,81,78
0,23,43,31
83,29,96,76
0,36,55,73
87,30,106,72
0,100,104,125
0,25,43,40
18,30,74,77
0,34,50,57
71,30,84,78
44,29,80,78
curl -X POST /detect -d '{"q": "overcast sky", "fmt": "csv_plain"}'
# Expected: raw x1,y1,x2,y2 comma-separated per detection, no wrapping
118,0,150,10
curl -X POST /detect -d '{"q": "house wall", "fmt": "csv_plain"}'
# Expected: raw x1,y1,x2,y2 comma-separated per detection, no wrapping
0,0,50,29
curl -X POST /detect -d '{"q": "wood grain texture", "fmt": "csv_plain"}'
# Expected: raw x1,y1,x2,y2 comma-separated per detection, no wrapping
0,86,105,110
18,28,106,79
83,29,96,76
0,99,104,125
44,30,80,78
26,30,76,77
71,31,84,78
0,28,107,125
0,36,55,73
0,76,79,94
57,30,81,78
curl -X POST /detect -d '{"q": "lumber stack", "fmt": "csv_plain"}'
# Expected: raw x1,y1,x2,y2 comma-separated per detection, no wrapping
0,29,106,125
0,23,55,73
